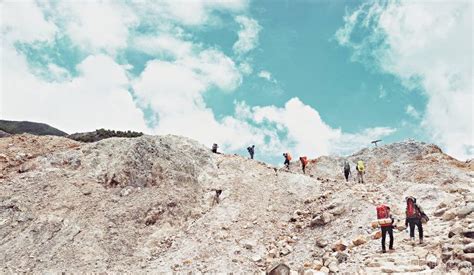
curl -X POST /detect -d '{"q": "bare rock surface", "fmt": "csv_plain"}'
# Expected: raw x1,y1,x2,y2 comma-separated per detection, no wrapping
1,134,473,273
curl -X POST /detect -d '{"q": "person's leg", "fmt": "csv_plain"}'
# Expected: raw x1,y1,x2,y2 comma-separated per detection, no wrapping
388,227,394,249
344,171,349,181
409,220,415,239
381,227,387,252
417,220,424,242
361,172,364,183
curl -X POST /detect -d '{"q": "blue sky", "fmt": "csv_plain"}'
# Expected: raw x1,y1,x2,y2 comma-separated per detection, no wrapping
1,0,472,164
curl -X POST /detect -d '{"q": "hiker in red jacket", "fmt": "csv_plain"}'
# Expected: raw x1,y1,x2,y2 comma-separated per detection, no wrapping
377,204,395,253
300,156,308,174
405,196,426,244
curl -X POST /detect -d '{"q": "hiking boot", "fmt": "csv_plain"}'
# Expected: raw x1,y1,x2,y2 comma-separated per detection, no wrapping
419,239,423,244
389,247,394,251
382,249,387,253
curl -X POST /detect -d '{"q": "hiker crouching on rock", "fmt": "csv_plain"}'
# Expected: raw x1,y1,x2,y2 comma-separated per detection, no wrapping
405,196,427,244
376,204,395,253
211,143,219,153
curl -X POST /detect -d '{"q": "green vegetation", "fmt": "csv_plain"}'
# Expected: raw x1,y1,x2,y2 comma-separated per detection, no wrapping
68,129,144,143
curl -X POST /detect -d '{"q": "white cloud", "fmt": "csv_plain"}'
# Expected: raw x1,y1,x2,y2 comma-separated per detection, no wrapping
336,0,473,159
1,44,149,134
258,70,277,83
50,1,138,54
238,62,253,75
405,105,420,119
233,15,262,55
138,0,248,26
1,1,57,43
235,98,396,158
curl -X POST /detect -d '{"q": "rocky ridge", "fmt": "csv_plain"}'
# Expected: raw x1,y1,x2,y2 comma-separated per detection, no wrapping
0,134,473,273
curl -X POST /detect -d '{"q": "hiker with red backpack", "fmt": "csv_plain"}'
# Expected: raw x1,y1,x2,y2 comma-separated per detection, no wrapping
376,204,395,253
283,153,291,169
405,196,427,244
299,156,308,174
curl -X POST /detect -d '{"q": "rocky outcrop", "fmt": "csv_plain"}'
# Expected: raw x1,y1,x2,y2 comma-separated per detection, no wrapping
0,135,472,273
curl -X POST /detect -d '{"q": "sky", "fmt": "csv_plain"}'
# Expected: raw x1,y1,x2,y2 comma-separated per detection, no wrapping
1,0,473,164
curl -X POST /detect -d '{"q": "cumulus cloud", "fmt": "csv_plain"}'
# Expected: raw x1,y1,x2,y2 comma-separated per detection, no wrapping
235,98,396,159
335,0,473,159
2,45,149,134
233,15,262,55
1,1,57,43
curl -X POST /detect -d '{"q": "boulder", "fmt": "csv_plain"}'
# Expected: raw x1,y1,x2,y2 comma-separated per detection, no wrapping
461,253,474,264
426,254,438,269
396,224,406,231
352,235,367,246
328,262,339,273
443,210,456,221
268,263,291,275
463,229,474,238
312,259,323,270
464,243,474,253
310,213,333,227
446,259,459,270
458,261,472,269
335,252,348,263
373,231,382,239
457,204,474,218
320,266,329,273
441,251,452,263
331,240,347,252
329,206,345,216
316,239,328,248
434,207,447,217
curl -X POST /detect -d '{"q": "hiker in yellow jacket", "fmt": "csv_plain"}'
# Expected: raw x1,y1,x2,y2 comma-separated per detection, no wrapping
356,160,365,183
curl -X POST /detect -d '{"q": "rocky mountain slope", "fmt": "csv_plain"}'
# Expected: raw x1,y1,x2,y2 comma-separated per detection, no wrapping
0,134,472,273
0,120,67,136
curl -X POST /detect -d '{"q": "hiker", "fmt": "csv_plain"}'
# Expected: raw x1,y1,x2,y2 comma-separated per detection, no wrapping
376,204,395,253
283,153,291,169
405,196,427,244
247,145,255,159
356,160,365,183
211,143,218,153
343,161,351,182
300,156,308,174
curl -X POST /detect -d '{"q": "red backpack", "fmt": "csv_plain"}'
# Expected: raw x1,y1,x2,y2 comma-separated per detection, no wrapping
406,199,419,218
376,204,389,219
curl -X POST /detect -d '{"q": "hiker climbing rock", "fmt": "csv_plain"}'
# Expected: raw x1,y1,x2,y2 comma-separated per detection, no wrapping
343,160,351,182
376,204,395,253
356,160,365,183
247,145,255,159
283,153,291,169
212,189,222,206
300,156,308,174
405,196,427,244
211,143,219,153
